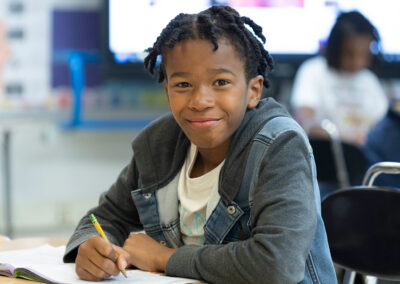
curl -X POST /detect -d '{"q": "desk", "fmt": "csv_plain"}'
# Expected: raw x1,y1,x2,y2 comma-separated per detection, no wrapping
0,237,205,284
0,237,68,284
0,237,68,251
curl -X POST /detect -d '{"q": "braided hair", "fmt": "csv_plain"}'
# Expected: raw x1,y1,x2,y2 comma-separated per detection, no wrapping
144,5,274,88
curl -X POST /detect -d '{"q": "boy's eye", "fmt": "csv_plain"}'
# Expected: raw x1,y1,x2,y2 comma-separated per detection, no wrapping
214,79,230,87
176,82,192,88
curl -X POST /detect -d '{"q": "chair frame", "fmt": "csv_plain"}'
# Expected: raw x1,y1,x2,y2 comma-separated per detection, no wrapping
323,162,400,284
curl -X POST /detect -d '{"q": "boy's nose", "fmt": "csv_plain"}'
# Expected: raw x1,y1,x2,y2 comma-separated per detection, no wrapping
188,86,214,111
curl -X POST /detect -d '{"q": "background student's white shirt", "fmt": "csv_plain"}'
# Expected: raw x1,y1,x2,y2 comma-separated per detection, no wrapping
291,56,388,144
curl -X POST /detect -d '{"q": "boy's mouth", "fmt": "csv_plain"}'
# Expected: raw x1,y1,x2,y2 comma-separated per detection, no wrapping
188,118,220,128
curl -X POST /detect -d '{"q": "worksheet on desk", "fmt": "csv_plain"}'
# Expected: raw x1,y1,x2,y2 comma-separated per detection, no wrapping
0,245,198,283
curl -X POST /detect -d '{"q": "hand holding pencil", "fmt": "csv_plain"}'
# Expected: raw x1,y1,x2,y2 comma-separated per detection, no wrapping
74,214,129,281
89,214,127,278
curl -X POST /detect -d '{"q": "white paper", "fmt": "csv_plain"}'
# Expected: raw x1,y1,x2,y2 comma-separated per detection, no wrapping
0,245,198,283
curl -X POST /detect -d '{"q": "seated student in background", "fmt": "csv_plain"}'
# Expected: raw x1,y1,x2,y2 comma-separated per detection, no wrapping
291,11,388,146
63,6,337,284
363,101,400,187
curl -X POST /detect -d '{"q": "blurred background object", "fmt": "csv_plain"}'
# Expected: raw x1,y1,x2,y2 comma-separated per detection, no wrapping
0,20,10,97
322,162,400,284
290,10,388,147
288,7,399,205
363,101,400,188
0,0,399,241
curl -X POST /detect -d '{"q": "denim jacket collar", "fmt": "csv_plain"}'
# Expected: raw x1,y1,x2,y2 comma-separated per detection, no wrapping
132,98,290,203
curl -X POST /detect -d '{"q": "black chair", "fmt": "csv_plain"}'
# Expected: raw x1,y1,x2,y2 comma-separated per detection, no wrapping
310,137,367,186
308,119,367,199
322,162,400,284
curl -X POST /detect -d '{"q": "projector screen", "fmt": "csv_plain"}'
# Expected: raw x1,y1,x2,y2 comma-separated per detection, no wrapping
104,0,400,78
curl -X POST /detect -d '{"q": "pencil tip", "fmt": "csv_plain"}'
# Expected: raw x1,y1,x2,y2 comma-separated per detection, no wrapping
121,269,127,278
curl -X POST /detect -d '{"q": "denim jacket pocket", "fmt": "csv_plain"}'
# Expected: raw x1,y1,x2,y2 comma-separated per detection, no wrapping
222,206,251,243
130,189,165,241
130,188,181,248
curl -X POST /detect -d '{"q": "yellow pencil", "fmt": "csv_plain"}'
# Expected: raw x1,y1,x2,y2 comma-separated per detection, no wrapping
90,214,127,278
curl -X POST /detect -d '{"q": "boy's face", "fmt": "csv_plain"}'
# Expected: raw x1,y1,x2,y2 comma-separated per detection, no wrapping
163,39,263,155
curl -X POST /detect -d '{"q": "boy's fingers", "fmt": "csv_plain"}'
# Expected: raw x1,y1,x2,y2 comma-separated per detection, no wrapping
117,254,128,271
76,266,103,282
79,237,120,277
87,259,112,280
76,256,110,281
93,238,118,262
112,244,128,256
112,245,130,270
90,252,121,277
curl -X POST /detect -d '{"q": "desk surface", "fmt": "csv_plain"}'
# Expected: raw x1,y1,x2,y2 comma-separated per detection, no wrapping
0,237,68,284
0,237,68,251
0,237,205,284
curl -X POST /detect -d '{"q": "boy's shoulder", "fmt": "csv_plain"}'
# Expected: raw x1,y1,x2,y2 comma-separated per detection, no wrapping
257,114,306,141
133,112,181,145
234,98,304,149
247,99,308,147
143,112,177,131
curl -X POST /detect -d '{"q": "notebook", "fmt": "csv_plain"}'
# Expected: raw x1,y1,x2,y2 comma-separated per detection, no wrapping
0,245,198,283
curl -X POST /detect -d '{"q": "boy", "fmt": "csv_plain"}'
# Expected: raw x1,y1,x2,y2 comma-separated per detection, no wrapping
64,6,336,284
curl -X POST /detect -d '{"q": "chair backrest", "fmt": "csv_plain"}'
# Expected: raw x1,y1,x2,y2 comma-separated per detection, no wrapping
310,138,367,186
321,186,400,280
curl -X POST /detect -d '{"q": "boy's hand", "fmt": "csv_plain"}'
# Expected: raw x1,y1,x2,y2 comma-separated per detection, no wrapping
75,236,128,281
122,233,176,272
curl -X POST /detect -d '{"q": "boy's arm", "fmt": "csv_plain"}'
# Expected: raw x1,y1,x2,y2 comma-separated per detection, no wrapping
166,131,317,284
63,156,143,263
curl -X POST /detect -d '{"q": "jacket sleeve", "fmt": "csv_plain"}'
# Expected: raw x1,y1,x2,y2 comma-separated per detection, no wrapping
63,155,143,263
165,130,317,284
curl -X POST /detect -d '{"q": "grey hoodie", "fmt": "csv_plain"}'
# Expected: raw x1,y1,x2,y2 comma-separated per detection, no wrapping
64,98,336,284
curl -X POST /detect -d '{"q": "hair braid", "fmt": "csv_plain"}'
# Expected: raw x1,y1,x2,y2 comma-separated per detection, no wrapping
241,16,266,43
144,5,274,88
196,13,218,50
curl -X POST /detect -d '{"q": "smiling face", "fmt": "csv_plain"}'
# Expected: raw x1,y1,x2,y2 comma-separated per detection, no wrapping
162,38,263,159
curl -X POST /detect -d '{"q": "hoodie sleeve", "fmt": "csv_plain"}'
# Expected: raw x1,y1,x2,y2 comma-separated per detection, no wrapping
166,130,317,284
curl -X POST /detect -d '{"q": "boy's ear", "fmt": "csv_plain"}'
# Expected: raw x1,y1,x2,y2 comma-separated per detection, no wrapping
247,75,263,109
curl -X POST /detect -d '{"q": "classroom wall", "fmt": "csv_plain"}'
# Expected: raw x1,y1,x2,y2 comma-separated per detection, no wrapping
0,0,168,238
0,122,138,237
1,0,400,239
0,0,103,109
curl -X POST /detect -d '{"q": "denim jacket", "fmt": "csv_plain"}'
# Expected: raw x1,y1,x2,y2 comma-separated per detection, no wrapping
64,98,336,284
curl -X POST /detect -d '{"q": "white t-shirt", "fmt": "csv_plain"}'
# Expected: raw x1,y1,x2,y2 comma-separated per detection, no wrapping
291,56,388,144
178,143,223,246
